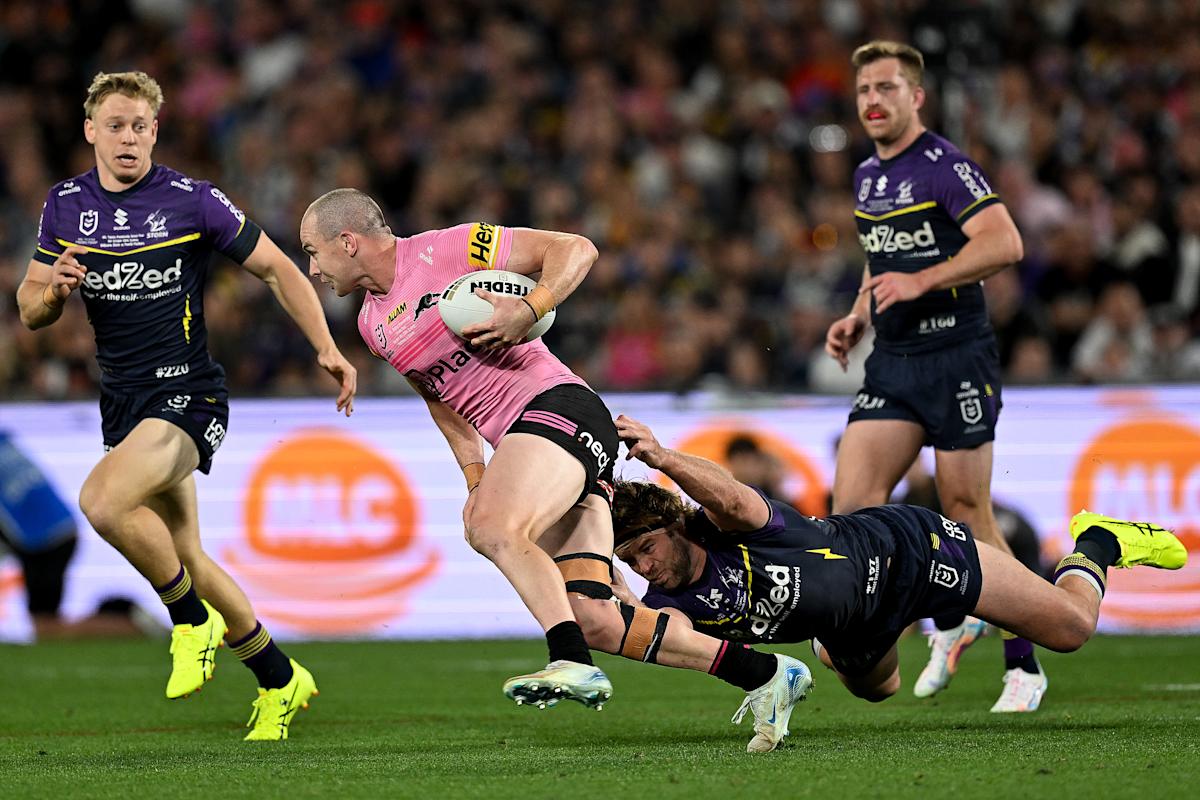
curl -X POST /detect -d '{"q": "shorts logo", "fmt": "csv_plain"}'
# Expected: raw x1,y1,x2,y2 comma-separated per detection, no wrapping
165,394,191,414
853,392,886,411
79,210,99,236
577,429,610,472
865,556,880,595
940,516,967,540
957,381,982,425
932,562,960,589
204,418,227,452
467,222,502,270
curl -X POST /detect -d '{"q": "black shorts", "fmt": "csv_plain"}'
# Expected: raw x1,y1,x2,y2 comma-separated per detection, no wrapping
823,504,983,677
504,383,618,507
848,337,1002,451
99,365,229,475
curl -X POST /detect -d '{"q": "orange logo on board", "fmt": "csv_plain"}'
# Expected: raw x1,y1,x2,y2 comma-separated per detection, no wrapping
1068,419,1200,631
671,425,827,517
225,430,439,635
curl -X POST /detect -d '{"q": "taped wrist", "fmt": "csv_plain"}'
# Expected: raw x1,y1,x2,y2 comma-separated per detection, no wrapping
617,603,670,663
553,552,613,600
524,284,556,320
463,462,485,491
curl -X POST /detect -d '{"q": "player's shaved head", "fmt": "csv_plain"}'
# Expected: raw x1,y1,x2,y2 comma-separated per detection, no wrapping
304,188,391,241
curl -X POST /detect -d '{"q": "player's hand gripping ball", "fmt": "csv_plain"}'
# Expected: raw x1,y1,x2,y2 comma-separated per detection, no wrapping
439,271,556,342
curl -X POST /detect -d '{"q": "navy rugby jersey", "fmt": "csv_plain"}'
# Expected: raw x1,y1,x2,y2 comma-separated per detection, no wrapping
642,498,898,644
854,130,1002,353
33,165,261,389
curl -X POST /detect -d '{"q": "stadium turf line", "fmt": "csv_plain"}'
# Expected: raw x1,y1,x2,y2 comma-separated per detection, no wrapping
0,635,1197,799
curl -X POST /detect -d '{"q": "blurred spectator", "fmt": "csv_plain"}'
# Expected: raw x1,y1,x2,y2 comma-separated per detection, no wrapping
724,434,786,503
1072,282,1155,383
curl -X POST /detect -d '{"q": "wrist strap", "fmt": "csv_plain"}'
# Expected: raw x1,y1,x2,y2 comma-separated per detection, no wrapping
463,462,485,492
524,284,556,320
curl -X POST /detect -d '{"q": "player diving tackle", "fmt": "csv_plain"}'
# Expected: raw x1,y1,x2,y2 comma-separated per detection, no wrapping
610,415,1187,749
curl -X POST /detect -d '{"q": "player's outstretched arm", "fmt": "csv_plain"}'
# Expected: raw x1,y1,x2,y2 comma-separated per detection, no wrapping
16,250,88,330
866,204,1023,313
461,228,598,349
616,414,770,532
241,233,357,415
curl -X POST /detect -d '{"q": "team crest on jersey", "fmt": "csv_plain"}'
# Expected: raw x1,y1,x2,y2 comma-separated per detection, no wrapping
144,209,168,234
414,292,440,320
467,222,502,270
79,210,99,236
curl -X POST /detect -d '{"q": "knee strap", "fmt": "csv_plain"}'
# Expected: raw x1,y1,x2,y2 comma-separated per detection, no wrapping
554,552,613,600
618,603,670,663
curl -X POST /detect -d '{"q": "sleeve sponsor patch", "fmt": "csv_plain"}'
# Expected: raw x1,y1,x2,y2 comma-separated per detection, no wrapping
466,222,503,270
952,161,993,201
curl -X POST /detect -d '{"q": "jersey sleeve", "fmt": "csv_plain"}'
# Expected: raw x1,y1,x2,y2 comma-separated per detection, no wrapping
32,191,62,265
933,156,1001,225
641,588,683,612
708,490,788,541
432,222,513,280
198,182,262,263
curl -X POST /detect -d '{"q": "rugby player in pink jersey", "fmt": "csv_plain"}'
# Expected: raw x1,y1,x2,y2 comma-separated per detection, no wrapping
300,189,809,747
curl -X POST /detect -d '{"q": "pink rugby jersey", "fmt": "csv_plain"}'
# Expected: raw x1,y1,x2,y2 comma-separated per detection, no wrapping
357,223,588,446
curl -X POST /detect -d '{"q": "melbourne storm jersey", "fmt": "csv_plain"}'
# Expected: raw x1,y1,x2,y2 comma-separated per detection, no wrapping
357,223,586,446
642,498,901,644
854,131,1002,353
33,165,261,389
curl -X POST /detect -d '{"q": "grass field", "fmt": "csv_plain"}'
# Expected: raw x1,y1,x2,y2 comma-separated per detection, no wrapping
1,634,1197,799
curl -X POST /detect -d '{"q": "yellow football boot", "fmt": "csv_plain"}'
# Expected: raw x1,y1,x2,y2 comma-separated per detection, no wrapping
244,659,318,741
1070,511,1188,570
165,599,226,699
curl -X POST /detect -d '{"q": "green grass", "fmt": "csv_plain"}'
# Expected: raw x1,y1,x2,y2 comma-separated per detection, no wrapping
1,635,1197,799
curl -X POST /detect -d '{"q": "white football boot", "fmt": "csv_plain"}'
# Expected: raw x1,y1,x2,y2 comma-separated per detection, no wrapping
913,617,988,698
503,660,613,710
731,654,813,753
990,665,1048,712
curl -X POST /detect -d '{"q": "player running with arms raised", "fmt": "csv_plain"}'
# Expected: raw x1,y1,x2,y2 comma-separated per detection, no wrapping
16,72,356,740
825,41,1041,710
612,416,1187,729
300,190,807,740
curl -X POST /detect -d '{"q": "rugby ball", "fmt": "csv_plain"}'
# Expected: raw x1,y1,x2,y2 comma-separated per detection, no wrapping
439,270,556,342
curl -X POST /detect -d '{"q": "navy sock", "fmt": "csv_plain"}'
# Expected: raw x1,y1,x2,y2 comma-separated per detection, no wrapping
546,620,593,665
709,642,778,691
154,566,207,626
933,613,967,631
1003,635,1040,674
228,622,293,689
1075,526,1120,570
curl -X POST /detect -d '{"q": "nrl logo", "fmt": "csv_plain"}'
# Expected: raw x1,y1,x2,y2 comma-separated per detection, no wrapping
79,209,98,236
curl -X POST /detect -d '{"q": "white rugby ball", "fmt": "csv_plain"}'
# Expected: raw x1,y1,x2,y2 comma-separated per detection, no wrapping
439,270,556,342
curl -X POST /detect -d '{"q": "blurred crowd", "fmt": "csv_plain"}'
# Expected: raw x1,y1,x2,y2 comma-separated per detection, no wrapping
3,0,1200,401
